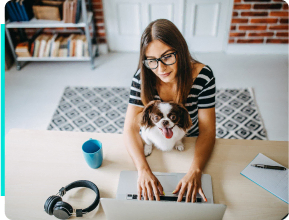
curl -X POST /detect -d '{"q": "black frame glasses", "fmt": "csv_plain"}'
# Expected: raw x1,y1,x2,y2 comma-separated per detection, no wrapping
143,51,177,70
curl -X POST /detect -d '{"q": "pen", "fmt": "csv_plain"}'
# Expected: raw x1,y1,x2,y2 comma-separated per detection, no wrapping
251,164,287,170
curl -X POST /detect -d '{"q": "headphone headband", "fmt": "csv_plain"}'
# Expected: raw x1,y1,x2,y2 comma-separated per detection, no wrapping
57,180,99,217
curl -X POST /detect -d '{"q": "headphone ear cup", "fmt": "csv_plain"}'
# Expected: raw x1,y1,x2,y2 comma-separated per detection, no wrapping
53,201,73,219
44,196,62,215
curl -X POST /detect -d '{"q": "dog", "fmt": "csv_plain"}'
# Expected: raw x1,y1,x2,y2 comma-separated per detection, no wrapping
140,100,192,156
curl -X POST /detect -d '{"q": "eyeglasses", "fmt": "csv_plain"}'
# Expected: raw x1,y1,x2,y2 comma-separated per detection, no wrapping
143,52,177,70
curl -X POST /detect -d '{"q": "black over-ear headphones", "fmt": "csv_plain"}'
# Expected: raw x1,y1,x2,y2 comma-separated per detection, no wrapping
44,180,100,219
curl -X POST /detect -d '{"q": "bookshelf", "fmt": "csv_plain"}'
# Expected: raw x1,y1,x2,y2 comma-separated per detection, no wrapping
5,0,98,70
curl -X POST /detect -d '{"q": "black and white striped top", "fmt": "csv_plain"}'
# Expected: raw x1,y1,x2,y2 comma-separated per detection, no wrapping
129,65,216,137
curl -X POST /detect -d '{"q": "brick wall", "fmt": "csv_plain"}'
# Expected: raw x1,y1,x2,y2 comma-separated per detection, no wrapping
230,0,289,44
92,0,106,44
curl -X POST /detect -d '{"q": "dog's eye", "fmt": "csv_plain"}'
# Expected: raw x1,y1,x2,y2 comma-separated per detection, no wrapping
154,115,160,121
170,115,176,120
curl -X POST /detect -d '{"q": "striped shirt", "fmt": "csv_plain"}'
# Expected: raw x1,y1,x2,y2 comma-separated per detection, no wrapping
128,65,216,137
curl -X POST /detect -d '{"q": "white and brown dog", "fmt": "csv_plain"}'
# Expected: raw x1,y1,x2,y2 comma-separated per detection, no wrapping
140,100,192,156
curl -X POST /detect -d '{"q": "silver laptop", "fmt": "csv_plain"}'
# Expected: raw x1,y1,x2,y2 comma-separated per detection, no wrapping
101,171,226,220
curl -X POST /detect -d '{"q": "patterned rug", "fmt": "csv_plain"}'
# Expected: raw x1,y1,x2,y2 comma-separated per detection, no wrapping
47,87,268,140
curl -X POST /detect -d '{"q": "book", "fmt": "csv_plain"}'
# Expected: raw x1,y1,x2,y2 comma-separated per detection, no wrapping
33,35,44,57
67,34,75,57
15,42,31,57
45,34,58,57
69,34,79,57
58,37,69,57
10,1,21,21
75,0,82,24
241,153,288,204
6,1,19,22
76,35,86,57
52,36,63,57
15,0,25,21
22,0,34,21
63,0,69,23
39,35,51,57
83,37,89,57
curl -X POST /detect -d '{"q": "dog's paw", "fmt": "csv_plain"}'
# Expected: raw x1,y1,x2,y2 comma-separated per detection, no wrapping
144,144,153,157
174,143,184,151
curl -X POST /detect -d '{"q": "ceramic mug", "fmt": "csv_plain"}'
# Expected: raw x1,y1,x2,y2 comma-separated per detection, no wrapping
82,139,103,169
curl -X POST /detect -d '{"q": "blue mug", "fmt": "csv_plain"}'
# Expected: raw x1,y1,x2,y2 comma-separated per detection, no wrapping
82,139,103,169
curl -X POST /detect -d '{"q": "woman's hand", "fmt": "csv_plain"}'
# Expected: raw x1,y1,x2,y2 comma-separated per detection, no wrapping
137,169,164,201
172,169,207,203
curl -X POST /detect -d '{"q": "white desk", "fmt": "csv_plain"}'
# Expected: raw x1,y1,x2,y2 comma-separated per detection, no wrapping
5,129,288,220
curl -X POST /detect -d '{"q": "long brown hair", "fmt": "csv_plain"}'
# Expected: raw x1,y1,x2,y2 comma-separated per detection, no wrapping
138,19,202,106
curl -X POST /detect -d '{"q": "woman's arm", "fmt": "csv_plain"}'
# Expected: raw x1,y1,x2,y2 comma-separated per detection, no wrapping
123,104,164,201
123,104,150,172
173,107,216,202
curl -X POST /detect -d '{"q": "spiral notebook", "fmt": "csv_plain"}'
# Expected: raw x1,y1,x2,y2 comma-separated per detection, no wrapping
241,153,288,204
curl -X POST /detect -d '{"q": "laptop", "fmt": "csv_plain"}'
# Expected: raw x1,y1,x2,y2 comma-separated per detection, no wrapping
100,171,226,220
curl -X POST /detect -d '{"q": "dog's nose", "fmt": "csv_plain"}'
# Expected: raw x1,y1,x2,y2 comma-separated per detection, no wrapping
162,120,169,126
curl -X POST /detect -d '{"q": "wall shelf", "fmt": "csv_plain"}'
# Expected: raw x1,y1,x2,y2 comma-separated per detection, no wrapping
5,0,97,70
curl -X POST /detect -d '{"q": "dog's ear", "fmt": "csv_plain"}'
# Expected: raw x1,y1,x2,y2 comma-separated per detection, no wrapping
140,100,160,128
177,103,192,131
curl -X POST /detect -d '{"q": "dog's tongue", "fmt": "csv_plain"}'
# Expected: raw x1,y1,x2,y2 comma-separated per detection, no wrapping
163,127,173,139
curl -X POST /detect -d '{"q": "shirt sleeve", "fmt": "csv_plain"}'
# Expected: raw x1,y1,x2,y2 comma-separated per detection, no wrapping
128,69,144,108
197,67,216,109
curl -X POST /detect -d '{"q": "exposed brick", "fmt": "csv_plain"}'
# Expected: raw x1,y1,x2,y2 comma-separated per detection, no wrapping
230,32,246,37
95,26,105,31
234,0,241,2
229,38,235,43
268,24,289,30
244,0,270,2
97,32,106,37
233,11,238,17
234,4,251,10
280,18,289,23
237,39,264,43
266,38,289,43
94,11,104,17
270,11,289,16
232,18,249,23
92,4,103,10
239,25,267,30
253,4,282,10
96,19,104,24
98,38,107,44
241,11,268,17
92,0,103,3
248,32,274,37
250,18,278,23
231,25,236,31
276,32,289,37
283,3,288,10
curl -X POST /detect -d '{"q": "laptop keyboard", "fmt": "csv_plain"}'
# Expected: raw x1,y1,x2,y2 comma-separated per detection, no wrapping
126,194,202,203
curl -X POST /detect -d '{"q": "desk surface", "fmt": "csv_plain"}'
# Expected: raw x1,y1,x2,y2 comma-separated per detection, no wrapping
5,129,288,220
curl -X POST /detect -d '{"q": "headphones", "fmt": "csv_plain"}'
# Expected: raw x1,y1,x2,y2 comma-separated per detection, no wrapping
44,180,100,219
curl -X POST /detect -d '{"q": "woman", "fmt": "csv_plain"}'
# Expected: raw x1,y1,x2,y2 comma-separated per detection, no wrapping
123,19,216,203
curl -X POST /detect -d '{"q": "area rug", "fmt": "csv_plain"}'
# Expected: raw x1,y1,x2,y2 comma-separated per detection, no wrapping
47,87,268,140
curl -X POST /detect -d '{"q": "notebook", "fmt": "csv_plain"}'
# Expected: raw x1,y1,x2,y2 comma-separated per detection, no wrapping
241,153,288,204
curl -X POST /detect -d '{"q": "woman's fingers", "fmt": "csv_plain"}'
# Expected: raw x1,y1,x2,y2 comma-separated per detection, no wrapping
186,183,193,202
142,183,148,200
199,188,207,202
177,184,187,202
151,182,160,201
146,182,154,201
138,184,142,200
157,181,164,196
172,182,182,194
191,186,197,203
